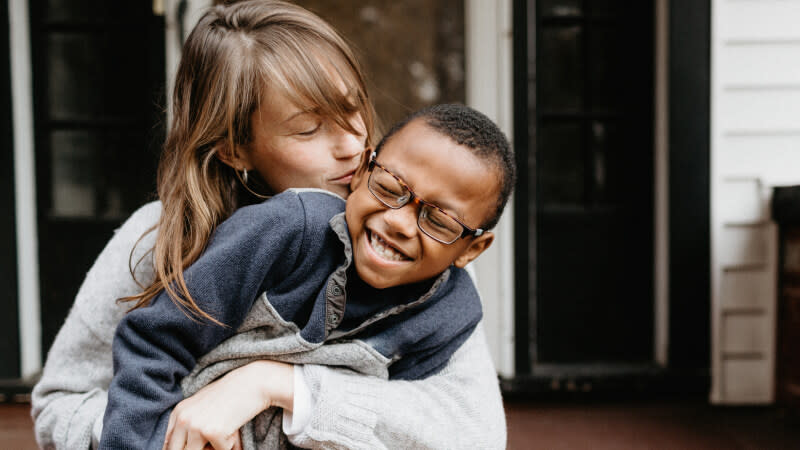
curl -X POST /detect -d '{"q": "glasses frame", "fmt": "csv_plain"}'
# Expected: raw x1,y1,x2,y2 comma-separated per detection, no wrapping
367,153,484,245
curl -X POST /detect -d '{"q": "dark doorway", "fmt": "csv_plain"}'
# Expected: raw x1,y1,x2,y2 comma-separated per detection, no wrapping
520,0,655,371
0,0,20,378
29,1,165,356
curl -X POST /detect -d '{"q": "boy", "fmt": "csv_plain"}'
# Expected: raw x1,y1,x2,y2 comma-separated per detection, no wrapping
101,104,515,449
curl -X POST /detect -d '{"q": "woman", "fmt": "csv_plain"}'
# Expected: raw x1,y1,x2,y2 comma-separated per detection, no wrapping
31,1,506,449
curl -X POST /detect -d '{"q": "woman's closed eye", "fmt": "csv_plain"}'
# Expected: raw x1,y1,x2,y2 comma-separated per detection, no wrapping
296,122,321,136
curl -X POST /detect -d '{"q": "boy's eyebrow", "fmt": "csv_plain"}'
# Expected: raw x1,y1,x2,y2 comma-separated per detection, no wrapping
389,162,466,222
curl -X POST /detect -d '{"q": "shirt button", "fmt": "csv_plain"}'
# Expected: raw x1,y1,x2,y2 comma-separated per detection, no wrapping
332,285,342,296
328,313,339,324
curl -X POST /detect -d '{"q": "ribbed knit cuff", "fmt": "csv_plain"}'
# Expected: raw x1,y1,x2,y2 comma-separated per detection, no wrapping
55,388,106,450
300,365,387,450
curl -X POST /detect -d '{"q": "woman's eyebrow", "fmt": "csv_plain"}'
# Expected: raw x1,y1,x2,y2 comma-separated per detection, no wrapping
281,108,317,124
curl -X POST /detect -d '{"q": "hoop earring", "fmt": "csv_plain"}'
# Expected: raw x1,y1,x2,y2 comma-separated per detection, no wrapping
235,168,272,200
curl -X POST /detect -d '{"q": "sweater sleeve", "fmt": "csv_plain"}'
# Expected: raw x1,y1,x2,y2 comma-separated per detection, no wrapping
31,201,162,450
100,194,309,450
295,322,506,450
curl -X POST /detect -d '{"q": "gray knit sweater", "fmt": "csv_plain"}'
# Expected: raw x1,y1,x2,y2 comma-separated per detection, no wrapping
31,201,507,450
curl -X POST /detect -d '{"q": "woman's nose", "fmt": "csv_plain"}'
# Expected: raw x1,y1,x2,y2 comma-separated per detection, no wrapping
331,124,365,160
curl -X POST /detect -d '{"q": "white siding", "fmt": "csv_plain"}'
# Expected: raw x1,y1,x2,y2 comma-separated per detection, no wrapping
710,0,800,404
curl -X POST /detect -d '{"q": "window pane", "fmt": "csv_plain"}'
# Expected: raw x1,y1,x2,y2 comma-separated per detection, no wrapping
47,32,145,120
540,0,582,17
540,26,583,111
589,120,623,204
47,33,104,120
587,26,623,111
589,0,623,16
104,35,148,118
50,131,99,217
538,122,584,205
45,0,146,22
50,130,153,218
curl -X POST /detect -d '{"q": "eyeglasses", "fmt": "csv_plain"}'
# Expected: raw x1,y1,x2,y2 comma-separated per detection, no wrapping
367,154,484,244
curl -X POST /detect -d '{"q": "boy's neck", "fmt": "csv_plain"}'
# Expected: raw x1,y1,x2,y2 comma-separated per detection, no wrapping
346,265,441,300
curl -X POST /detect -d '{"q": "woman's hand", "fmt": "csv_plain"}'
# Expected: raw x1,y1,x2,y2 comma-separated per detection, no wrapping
163,360,294,450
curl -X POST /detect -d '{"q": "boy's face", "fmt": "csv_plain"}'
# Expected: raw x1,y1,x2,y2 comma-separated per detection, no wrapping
346,119,497,289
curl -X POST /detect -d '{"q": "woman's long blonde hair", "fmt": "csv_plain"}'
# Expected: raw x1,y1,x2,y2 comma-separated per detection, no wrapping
121,0,377,322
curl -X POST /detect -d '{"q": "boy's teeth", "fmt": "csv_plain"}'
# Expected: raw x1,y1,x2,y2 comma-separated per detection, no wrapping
369,231,407,262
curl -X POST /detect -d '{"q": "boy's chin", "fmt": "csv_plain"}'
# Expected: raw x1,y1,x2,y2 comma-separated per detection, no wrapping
354,265,396,290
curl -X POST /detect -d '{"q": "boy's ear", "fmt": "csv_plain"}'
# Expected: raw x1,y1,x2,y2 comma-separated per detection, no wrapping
350,147,373,191
453,232,494,268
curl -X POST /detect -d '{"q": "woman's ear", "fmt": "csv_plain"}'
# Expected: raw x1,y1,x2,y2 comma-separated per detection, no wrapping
216,144,252,171
350,147,373,191
453,232,494,268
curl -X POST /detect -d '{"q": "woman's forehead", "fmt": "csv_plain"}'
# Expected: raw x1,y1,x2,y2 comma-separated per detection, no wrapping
268,72,358,113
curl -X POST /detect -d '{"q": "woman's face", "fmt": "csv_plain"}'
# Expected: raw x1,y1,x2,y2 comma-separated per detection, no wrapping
242,87,367,199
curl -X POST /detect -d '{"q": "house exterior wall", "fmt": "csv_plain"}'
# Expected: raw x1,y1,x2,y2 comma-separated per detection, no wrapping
710,0,800,404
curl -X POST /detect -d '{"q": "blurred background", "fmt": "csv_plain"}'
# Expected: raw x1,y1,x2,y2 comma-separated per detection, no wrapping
2,0,800,447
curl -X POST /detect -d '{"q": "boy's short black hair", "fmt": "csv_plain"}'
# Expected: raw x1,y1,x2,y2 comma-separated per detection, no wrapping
374,103,516,230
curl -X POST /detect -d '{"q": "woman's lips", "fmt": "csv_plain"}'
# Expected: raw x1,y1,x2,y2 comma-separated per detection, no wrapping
330,170,355,184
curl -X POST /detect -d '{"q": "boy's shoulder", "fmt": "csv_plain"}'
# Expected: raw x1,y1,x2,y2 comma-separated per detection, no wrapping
285,188,346,209
440,266,481,306
280,188,346,227
233,188,345,221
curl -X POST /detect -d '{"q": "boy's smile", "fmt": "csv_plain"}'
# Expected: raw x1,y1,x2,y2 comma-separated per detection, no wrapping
345,119,498,289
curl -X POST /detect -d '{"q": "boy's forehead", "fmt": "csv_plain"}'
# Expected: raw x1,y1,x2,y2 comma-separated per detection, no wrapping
379,120,487,177
376,120,500,222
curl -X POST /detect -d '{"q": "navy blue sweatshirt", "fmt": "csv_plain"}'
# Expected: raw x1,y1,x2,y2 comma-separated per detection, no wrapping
100,189,482,449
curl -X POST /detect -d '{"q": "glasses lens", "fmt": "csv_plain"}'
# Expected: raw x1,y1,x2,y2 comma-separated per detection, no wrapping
419,205,463,243
369,165,407,207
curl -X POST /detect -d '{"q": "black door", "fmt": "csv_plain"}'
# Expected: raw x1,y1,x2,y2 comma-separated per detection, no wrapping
30,1,165,355
0,0,20,378
520,0,655,370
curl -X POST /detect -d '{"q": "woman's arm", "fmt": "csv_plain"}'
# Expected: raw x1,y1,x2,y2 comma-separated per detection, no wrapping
31,201,162,450
293,322,506,450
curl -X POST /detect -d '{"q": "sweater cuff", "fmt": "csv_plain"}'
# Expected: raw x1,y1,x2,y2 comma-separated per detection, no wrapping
92,413,103,449
55,388,106,450
300,365,385,450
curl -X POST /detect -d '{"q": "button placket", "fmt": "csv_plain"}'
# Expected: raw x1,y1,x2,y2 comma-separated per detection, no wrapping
326,279,345,331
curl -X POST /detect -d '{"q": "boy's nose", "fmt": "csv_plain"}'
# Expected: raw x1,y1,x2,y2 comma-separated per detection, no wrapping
381,204,418,239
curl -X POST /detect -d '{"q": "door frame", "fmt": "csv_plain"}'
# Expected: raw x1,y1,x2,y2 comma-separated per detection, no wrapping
10,0,41,379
